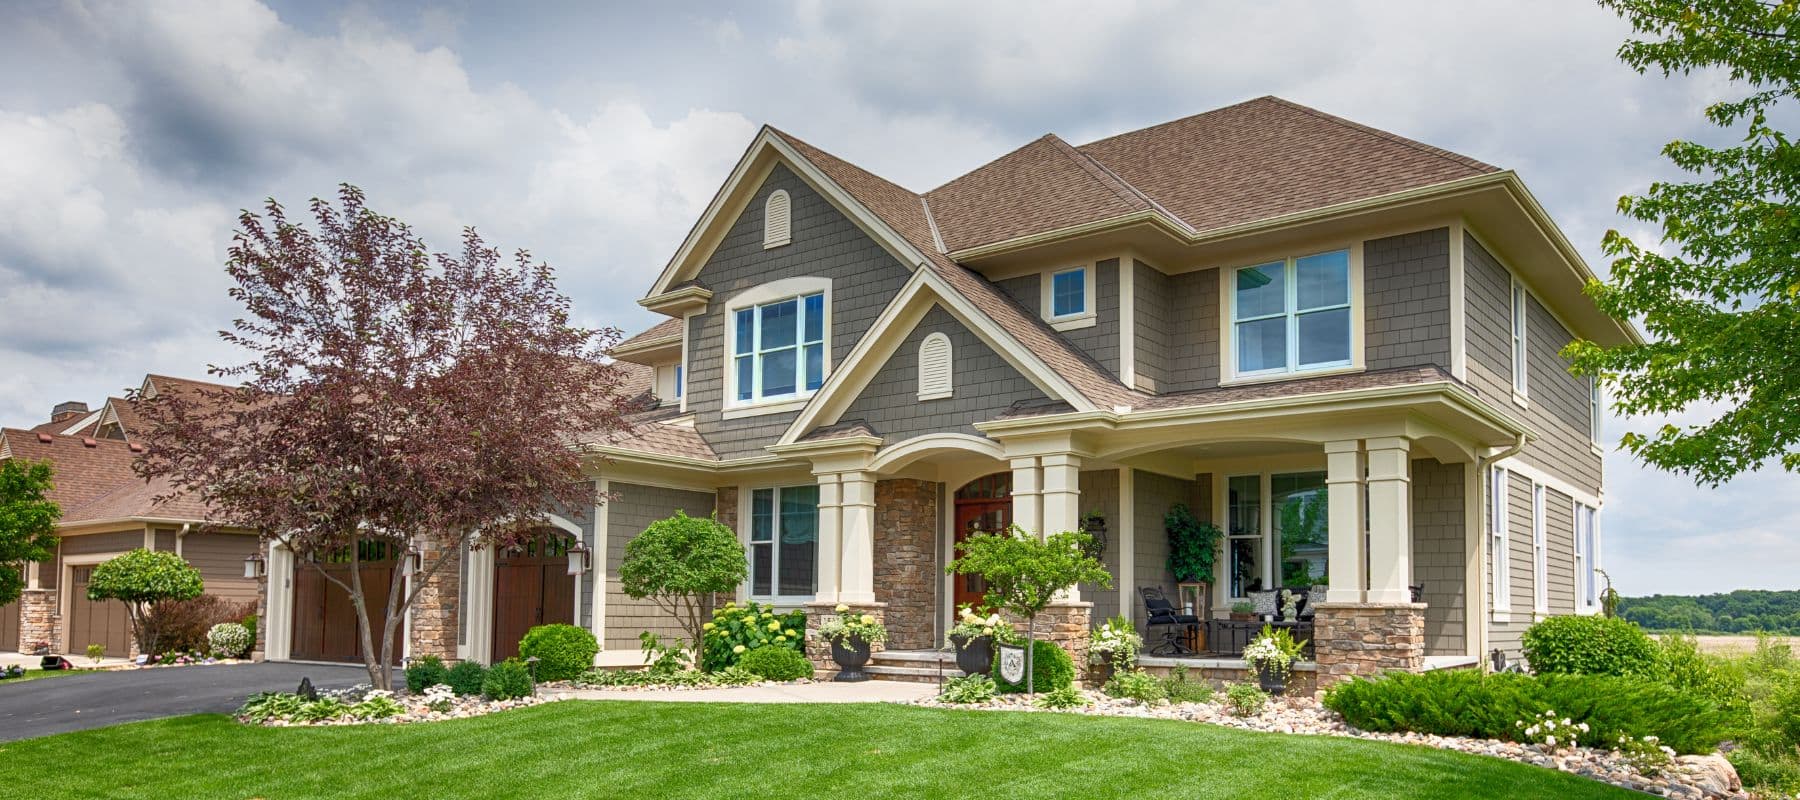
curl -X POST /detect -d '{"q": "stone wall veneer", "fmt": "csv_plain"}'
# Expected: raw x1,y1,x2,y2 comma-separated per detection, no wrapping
1003,601,1092,673
873,479,938,651
803,602,886,677
1311,602,1425,686
20,589,57,654
407,539,461,663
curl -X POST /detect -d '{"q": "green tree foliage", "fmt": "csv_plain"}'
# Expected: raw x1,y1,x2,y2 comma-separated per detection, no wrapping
618,511,747,657
1568,1,1800,485
0,458,60,606
947,526,1111,693
1619,589,1800,634
86,548,204,657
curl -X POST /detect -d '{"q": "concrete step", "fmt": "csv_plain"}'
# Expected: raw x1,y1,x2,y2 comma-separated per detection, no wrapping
862,664,949,683
870,649,956,665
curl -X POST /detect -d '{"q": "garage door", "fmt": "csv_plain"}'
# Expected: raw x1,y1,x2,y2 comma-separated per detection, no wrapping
1,599,18,653
290,541,400,664
69,565,131,658
492,531,576,662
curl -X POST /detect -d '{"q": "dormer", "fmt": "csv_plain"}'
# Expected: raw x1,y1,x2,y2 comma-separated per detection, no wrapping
610,318,687,409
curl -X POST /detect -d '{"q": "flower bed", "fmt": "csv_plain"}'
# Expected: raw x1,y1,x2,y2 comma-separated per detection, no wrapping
236,683,553,727
542,667,815,693
908,691,1745,799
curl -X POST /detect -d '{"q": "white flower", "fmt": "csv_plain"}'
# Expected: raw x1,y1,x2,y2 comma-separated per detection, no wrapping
1544,735,1556,747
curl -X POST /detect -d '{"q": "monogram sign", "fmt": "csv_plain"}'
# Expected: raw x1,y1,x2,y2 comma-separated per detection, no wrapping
997,643,1026,684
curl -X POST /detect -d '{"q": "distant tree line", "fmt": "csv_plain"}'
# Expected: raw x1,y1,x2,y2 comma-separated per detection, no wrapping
1617,590,1800,635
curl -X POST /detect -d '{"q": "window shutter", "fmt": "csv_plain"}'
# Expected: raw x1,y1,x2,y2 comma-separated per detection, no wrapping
917,332,953,400
763,190,791,249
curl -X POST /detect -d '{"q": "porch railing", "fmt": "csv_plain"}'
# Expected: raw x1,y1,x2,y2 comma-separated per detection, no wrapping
1149,619,1316,660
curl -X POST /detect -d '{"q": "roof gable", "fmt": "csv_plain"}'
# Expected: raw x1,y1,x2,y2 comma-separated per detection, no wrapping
925,134,1158,252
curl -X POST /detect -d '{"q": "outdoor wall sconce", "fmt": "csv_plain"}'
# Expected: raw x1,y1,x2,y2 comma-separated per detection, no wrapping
566,540,592,576
243,551,267,580
402,547,424,578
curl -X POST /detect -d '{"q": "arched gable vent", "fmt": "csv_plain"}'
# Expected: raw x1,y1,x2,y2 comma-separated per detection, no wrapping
763,189,792,249
917,332,953,401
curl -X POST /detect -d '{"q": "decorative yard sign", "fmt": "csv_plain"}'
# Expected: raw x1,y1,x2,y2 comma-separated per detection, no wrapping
997,643,1026,684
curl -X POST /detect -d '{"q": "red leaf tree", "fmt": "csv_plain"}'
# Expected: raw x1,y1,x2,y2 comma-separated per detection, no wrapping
133,185,634,689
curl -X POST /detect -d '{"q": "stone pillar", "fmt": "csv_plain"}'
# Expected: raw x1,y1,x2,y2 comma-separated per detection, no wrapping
1312,602,1425,685
1366,437,1414,604
838,472,877,605
874,479,938,651
1009,456,1042,535
407,539,461,663
1325,440,1367,604
803,601,886,677
252,539,270,660
813,475,842,605
20,589,57,654
1006,602,1092,676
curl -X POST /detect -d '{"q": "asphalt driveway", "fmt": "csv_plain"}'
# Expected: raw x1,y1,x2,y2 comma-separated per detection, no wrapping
0,662,367,741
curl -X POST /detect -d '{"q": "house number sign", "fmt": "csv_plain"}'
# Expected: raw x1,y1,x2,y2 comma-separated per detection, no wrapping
997,643,1026,684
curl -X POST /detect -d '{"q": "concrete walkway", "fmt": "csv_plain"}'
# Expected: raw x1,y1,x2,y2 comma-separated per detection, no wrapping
544,680,938,704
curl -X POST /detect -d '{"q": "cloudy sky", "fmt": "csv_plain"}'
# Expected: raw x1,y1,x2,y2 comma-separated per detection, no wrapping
2,0,1791,595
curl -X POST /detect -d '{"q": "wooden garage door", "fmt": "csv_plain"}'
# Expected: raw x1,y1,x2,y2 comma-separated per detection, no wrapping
69,565,131,658
492,531,575,662
1,599,18,653
290,541,401,664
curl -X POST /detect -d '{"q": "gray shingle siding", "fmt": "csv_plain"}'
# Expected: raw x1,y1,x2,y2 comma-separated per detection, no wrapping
1163,268,1220,392
1364,228,1452,371
685,164,913,460
1130,469,1194,636
1080,470,1121,622
1133,260,1172,391
603,483,716,650
1411,459,1466,656
832,305,1050,443
1465,232,1512,381
996,273,1036,314
1060,258,1120,379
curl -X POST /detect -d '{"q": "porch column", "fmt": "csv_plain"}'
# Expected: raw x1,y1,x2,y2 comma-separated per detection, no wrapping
813,473,843,605
838,471,877,605
1324,439,1367,604
1365,437,1414,604
1009,456,1042,535
1039,453,1082,536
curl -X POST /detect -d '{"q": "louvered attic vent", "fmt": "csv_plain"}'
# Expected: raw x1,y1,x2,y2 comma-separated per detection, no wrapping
763,189,791,249
917,332,953,401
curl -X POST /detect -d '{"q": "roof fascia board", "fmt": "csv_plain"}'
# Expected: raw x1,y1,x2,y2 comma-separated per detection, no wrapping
59,409,105,436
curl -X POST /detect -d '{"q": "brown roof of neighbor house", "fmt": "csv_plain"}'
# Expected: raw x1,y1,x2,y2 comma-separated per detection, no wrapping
0,429,201,523
614,318,683,353
96,396,147,440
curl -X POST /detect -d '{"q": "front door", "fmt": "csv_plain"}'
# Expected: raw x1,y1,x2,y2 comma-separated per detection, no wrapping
952,473,1013,612
491,531,576,662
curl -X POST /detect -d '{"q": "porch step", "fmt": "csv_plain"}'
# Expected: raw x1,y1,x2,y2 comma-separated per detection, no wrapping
861,664,949,683
870,649,956,665
863,649,957,683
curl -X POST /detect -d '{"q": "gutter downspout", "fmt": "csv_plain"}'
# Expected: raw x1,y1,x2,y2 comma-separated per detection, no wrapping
175,523,191,558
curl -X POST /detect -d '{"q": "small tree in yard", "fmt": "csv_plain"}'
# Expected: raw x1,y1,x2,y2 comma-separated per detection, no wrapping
87,549,203,658
618,511,746,665
0,458,60,606
947,526,1112,694
132,185,635,690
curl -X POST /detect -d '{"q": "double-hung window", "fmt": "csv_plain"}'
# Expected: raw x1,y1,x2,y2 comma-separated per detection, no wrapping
1231,249,1352,378
1511,281,1530,398
733,291,825,404
1589,378,1601,446
674,364,684,400
1532,482,1548,614
1575,503,1601,613
1490,466,1511,616
748,485,819,600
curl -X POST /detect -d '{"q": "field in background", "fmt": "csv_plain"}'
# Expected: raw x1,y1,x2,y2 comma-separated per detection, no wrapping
1681,634,1795,655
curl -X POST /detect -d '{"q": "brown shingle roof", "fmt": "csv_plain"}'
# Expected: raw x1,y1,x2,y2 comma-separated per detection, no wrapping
925,134,1155,252
614,318,682,353
0,428,213,523
577,407,717,461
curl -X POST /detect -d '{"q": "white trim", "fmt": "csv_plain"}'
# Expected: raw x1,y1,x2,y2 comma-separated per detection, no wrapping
593,479,609,651
1531,481,1548,615
1119,256,1137,389
1118,466,1135,624
744,484,821,604
266,544,293,661
59,409,103,436
916,331,954,401
722,276,832,415
1510,277,1531,400
1220,244,1364,383
1448,220,1468,381
1489,465,1511,620
1041,264,1097,330
679,313,696,414
867,433,1006,474
1490,456,1601,508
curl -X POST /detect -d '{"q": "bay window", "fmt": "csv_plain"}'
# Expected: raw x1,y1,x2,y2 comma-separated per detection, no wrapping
1231,249,1353,378
749,485,819,600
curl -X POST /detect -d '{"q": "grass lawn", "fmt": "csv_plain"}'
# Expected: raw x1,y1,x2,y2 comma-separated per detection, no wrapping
2,667,88,683
0,700,1640,799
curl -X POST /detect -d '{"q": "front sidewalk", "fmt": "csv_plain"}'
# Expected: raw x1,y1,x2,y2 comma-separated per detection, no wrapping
542,680,937,704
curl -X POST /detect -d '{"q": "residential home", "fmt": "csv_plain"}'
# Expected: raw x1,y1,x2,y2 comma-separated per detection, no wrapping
257,97,1632,686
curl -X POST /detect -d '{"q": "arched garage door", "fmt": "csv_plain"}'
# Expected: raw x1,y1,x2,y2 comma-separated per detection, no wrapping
492,530,575,662
68,565,131,657
290,541,401,664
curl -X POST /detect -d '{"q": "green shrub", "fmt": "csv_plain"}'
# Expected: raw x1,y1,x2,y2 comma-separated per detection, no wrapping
1522,615,1660,677
206,622,252,659
405,655,450,694
1657,634,1751,729
1103,669,1167,704
715,666,761,686
1731,749,1800,798
482,658,535,701
518,624,599,682
1034,684,1089,709
1322,669,1738,754
736,645,814,682
699,601,807,672
939,674,997,704
992,639,1075,693
1163,666,1215,704
1226,682,1268,716
446,660,488,696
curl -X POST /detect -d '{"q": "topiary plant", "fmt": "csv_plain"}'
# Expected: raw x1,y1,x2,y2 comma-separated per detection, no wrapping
86,548,203,657
518,624,599,682
482,658,535,701
405,655,451,694
736,645,814,682
1523,615,1661,677
619,511,747,662
445,660,488,696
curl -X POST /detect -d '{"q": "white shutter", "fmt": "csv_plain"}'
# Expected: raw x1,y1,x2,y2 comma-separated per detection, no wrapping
763,190,791,249
917,332,953,400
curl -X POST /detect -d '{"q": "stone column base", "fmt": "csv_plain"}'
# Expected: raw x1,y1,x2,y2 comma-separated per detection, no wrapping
19,588,58,655
1312,602,1425,686
1002,601,1092,675
803,601,887,678
407,540,461,663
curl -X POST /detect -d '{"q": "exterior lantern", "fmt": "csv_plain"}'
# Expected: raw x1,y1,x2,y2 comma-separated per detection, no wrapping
566,539,591,576
402,547,423,578
243,551,267,580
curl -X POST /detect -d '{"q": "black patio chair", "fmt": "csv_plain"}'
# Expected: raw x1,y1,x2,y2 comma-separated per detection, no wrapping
1141,586,1200,656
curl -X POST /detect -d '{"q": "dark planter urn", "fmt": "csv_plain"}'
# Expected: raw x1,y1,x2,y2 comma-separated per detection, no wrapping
830,637,872,682
1251,661,1288,696
949,633,994,677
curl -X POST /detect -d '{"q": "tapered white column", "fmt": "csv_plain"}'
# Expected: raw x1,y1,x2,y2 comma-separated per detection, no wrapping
814,474,843,605
1325,440,1367,604
1010,456,1042,535
838,471,877,604
1365,437,1414,604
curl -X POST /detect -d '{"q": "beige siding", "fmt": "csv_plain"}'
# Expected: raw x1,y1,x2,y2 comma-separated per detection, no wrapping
59,531,143,556
1545,488,1577,615
603,482,717,650
1411,459,1466,656
1080,470,1121,623
180,532,260,606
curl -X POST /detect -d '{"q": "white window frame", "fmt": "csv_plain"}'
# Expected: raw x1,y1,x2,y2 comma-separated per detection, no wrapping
722,277,832,418
747,485,818,603
1224,473,1266,601
1223,247,1363,384
1040,265,1096,331
1589,377,1602,447
1532,481,1548,615
1490,466,1511,619
1511,279,1530,405
674,364,684,400
1573,500,1593,614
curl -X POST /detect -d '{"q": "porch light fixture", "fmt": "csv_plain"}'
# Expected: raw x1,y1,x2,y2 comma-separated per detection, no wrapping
243,552,267,580
566,540,591,576
402,547,423,578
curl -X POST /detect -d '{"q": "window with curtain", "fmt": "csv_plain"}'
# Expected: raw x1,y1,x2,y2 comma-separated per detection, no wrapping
749,485,819,600
1232,249,1352,377
734,291,825,403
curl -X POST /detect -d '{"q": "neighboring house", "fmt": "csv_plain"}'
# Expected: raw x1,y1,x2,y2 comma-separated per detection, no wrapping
258,97,1632,683
0,375,261,659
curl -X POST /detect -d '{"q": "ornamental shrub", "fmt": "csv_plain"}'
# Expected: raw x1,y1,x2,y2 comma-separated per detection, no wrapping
482,658,535,701
1102,669,1167,704
519,624,599,682
619,511,747,656
206,622,252,659
1034,684,1089,710
446,660,488,696
992,639,1075,693
1522,615,1661,677
699,601,807,672
1226,682,1269,716
939,674,998,704
143,595,255,656
736,644,814,682
88,549,205,657
405,655,451,694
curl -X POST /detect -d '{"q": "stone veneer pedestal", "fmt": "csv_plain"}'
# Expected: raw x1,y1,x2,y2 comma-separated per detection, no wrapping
1311,602,1425,686
407,540,461,663
803,602,886,678
19,589,57,654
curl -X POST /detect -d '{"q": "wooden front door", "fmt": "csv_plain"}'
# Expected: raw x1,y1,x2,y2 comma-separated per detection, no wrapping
491,532,575,662
952,473,1013,612
290,541,400,664
68,565,130,658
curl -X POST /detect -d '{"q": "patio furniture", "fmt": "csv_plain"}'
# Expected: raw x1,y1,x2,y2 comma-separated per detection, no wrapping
1142,587,1200,656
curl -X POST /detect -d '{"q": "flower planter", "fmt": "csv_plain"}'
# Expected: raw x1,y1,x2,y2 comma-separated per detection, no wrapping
1251,661,1288,696
830,637,872,682
949,633,994,677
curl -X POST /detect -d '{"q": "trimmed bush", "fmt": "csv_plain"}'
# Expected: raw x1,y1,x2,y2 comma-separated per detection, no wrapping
518,624,599,682
406,655,451,694
482,658,535,701
1522,615,1660,677
446,660,488,696
700,601,807,672
736,645,814,682
206,622,252,659
1102,669,1167,704
1323,668,1738,754
992,639,1075,693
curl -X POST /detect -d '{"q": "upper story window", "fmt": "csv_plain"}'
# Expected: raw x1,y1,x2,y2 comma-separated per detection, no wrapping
725,277,831,412
763,190,792,249
1511,280,1530,399
1589,377,1601,445
674,364,684,400
1041,265,1096,331
1230,249,1353,378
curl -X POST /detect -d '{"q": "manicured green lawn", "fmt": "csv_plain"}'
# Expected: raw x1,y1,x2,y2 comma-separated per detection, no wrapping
0,701,1636,799
3,667,86,683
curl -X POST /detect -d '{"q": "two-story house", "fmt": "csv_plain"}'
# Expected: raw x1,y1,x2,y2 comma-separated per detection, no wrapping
260,97,1634,685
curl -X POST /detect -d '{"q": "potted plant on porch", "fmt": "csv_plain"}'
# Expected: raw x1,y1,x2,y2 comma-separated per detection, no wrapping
1241,623,1307,696
946,604,1012,677
819,605,888,682
1086,615,1141,684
